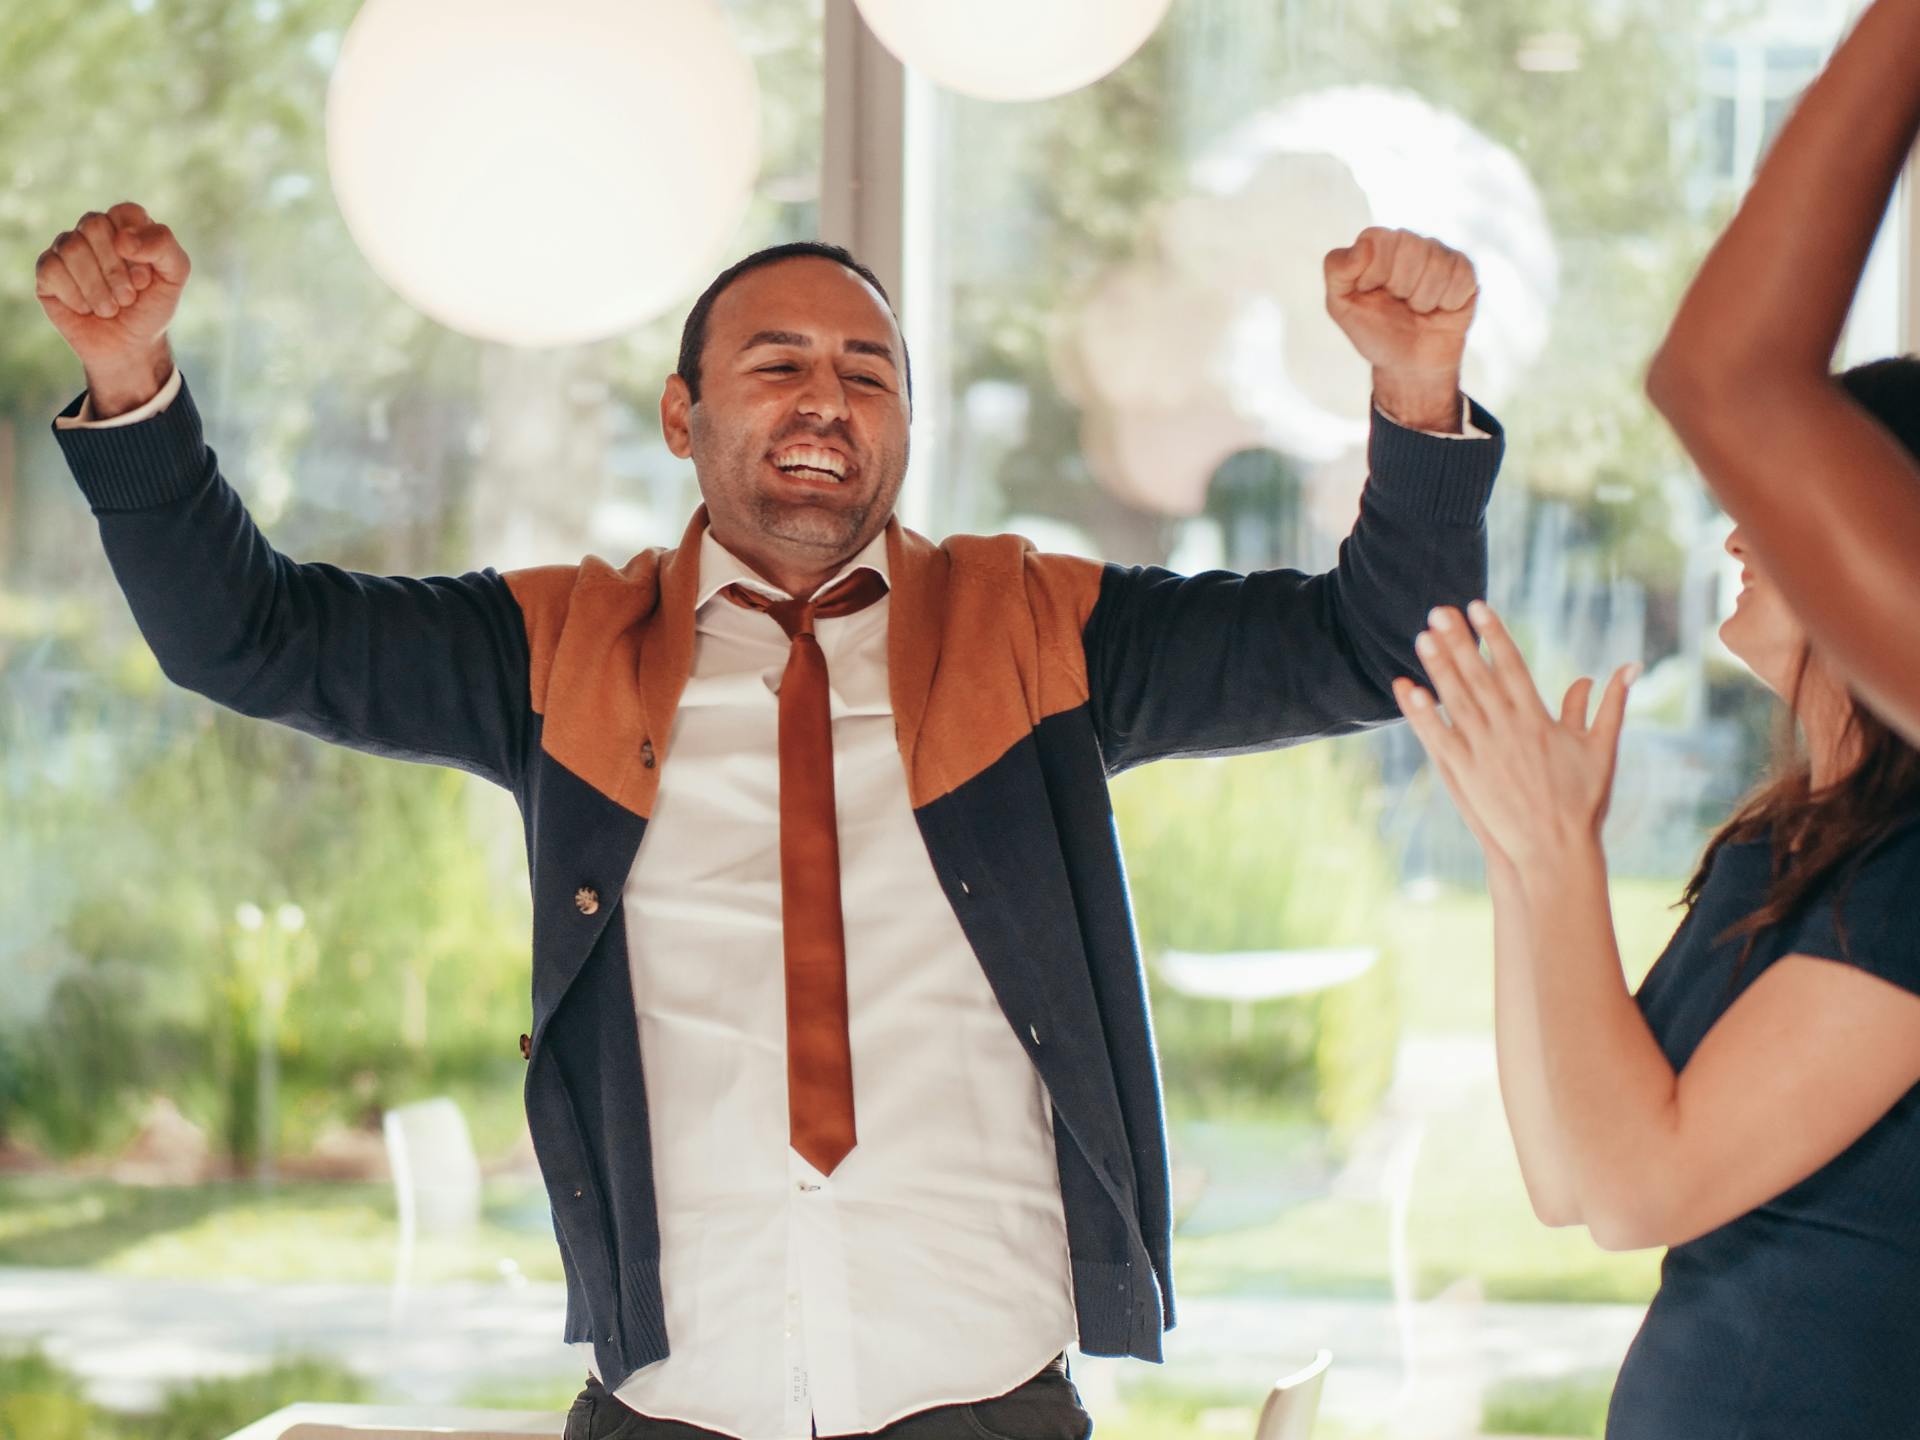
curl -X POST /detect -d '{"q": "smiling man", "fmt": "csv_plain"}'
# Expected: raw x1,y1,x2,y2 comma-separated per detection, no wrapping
668,250,912,601
41,206,1501,1440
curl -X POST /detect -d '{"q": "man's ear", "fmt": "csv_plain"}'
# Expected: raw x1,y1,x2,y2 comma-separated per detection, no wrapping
661,373,694,459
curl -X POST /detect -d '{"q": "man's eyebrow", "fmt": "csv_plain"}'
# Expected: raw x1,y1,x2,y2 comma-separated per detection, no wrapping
740,329,812,351
843,339,898,369
739,330,898,370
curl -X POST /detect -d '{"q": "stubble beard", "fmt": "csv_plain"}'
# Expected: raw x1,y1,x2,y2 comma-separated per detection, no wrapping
747,481,875,558
696,408,904,564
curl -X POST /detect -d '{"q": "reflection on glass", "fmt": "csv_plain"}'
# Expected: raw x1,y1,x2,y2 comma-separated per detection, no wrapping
0,0,822,1421
0,0,1906,1433
908,0,1894,1433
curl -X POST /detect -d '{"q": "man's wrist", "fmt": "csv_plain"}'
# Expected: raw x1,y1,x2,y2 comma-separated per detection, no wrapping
84,342,176,420
1373,366,1464,434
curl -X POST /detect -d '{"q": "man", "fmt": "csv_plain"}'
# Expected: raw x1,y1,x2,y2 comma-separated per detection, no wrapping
38,201,1499,1440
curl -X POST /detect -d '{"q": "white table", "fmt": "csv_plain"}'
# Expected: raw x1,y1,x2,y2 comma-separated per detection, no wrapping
1157,945,1378,1037
223,1404,563,1440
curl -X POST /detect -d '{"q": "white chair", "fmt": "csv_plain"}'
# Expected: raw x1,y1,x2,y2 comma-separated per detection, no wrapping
1252,1349,1332,1440
382,1096,483,1327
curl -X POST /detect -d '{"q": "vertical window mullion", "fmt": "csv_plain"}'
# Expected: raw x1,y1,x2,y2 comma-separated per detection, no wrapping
821,0,907,302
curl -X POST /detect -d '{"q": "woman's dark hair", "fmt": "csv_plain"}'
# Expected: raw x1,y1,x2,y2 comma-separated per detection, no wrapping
1682,356,1920,962
675,241,911,405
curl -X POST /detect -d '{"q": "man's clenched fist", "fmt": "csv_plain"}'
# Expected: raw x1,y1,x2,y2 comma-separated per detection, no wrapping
35,202,190,416
1324,226,1478,432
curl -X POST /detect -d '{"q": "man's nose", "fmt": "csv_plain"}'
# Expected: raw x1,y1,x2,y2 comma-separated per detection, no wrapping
794,364,849,421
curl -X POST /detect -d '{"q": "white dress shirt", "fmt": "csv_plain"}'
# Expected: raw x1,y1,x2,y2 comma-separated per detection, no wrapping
592,529,1078,1438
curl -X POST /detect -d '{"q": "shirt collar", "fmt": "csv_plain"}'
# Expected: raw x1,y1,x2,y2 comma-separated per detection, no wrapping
694,525,892,610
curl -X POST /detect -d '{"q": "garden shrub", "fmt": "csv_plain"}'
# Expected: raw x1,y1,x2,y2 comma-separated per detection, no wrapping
1110,738,1400,1141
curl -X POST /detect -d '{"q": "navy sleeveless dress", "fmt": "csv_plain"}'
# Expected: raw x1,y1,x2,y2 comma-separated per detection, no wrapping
1609,823,1920,1439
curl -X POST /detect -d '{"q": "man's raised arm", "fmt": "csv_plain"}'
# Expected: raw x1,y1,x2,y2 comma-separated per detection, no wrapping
39,203,545,790
1082,226,1502,772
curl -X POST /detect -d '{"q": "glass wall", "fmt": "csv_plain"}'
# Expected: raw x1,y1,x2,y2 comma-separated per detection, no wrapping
0,0,1906,1435
0,0,821,1424
904,0,1901,1435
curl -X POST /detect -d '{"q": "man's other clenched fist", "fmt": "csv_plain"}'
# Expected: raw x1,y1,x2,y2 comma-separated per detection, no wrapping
35,202,189,416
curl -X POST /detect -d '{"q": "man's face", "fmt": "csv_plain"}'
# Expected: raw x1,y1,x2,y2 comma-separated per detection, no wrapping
663,257,910,577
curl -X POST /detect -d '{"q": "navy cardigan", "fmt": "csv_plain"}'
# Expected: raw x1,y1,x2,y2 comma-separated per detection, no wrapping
54,375,1501,1388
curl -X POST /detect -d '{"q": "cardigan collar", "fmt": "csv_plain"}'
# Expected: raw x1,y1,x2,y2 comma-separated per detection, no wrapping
636,506,947,790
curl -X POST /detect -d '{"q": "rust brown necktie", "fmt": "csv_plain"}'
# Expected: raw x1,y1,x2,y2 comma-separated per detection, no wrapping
722,567,888,1175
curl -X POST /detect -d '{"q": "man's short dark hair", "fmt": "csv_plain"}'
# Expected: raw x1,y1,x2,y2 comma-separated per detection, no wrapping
675,241,912,406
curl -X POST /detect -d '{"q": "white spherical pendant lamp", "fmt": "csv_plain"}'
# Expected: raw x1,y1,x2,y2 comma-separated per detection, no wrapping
326,0,760,347
852,0,1173,101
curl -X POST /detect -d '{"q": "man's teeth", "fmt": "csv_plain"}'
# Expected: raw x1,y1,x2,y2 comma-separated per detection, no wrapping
773,446,848,482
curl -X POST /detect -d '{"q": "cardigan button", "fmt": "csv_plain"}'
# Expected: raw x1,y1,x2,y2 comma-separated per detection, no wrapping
640,739,656,769
574,886,600,916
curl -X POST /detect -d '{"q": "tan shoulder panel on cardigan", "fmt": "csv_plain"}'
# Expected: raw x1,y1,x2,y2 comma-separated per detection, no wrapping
510,513,1099,817
889,529,1104,809
502,564,583,717
503,538,682,820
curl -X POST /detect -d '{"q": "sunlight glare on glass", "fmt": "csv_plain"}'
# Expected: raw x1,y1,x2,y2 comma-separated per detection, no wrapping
325,0,761,347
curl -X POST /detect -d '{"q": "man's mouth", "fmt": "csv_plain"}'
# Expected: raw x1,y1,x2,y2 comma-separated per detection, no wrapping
769,443,853,486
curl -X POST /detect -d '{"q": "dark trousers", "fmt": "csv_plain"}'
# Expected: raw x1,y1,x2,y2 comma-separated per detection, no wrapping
563,1354,1093,1439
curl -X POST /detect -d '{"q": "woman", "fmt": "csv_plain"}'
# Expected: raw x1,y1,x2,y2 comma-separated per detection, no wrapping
1393,421,1920,1435
1649,0,1920,744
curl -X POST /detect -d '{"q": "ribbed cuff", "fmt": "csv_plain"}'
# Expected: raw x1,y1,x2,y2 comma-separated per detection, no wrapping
1366,395,1504,526
1070,1256,1167,1362
51,372,209,513
616,1256,671,1364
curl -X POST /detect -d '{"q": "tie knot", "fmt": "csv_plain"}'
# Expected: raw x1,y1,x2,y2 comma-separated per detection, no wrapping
723,567,887,640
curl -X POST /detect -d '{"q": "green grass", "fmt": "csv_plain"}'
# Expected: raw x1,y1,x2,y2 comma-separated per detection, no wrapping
454,1377,587,1413
1166,878,1678,1305
1389,877,1684,1035
1171,1106,1662,1304
1064,1373,1385,1440
1,882,1681,1309
0,1174,566,1285
1481,1370,1615,1437
0,1347,369,1440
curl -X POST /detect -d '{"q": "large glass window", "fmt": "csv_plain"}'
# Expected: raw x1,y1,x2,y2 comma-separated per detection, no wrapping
1,0,1907,1434
906,0,1900,1434
1,0,820,1423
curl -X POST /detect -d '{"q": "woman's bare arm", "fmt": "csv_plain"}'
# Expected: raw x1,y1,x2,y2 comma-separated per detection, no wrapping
1647,0,1920,743
1518,842,1920,1250
1401,603,1920,1250
1486,861,1585,1226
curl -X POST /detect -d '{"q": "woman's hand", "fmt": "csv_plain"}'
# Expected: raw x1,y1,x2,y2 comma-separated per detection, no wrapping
1392,601,1638,869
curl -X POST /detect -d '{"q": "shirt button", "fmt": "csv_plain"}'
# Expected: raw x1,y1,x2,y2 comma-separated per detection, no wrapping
574,886,600,916
640,739,656,769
